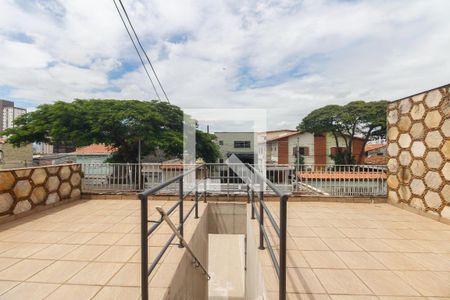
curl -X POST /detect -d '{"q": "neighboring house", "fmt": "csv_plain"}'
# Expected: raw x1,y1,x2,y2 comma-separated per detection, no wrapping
214,132,255,164
72,144,115,164
34,144,115,166
364,143,386,157
364,143,387,165
0,139,33,169
264,131,366,165
264,129,297,141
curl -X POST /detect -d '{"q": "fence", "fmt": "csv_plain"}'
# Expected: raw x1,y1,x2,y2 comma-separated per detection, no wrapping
81,163,387,196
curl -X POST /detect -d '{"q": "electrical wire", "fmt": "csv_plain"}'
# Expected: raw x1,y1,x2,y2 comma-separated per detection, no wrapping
112,0,161,100
117,0,170,103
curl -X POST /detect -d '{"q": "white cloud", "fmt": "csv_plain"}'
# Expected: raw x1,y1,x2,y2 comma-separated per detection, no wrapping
0,0,449,130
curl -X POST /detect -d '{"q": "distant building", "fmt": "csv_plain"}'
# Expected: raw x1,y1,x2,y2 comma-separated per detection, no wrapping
0,139,33,169
364,143,386,157
364,143,387,165
0,99,26,133
33,144,115,166
71,144,116,164
214,132,255,164
33,143,54,155
263,131,366,165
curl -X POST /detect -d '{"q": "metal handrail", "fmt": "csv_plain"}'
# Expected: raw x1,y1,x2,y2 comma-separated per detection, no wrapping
246,163,288,300
139,164,205,300
156,206,210,279
139,162,289,300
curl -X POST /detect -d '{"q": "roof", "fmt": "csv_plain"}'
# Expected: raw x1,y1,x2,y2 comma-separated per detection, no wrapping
364,155,388,165
297,171,387,180
265,129,297,133
365,143,386,152
72,144,115,155
267,131,301,142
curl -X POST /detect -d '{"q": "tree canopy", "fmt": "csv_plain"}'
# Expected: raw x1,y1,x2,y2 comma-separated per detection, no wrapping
298,100,388,164
2,99,220,163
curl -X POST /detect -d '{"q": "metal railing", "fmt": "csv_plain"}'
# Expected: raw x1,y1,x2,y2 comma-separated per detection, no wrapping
138,163,289,299
138,165,207,300
295,164,387,196
246,164,289,300
82,162,387,196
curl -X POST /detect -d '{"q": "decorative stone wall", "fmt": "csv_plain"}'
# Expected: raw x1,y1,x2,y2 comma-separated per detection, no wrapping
0,164,81,220
386,84,450,221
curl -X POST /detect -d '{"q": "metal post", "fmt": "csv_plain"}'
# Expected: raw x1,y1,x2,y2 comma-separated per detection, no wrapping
139,194,148,300
246,184,250,203
138,139,142,190
279,195,288,300
203,167,207,203
179,178,184,248
251,189,255,220
258,191,264,250
195,188,199,219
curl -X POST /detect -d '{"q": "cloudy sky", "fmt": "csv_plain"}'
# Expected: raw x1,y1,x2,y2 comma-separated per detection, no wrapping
0,0,449,131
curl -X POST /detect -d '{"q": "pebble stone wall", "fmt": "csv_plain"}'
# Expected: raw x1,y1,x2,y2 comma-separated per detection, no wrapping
0,164,81,221
386,84,450,221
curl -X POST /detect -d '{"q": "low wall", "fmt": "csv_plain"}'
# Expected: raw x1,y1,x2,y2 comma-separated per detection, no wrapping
82,193,387,204
166,203,209,299
0,164,81,221
208,202,246,234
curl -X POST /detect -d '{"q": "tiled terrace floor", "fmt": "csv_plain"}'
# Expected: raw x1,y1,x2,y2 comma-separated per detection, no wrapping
261,202,450,299
0,199,195,300
0,199,449,299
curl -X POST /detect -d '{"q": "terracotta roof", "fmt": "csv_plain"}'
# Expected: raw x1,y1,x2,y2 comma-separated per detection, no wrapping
265,129,297,133
296,171,386,180
364,155,388,165
365,143,386,152
73,144,115,155
267,131,301,142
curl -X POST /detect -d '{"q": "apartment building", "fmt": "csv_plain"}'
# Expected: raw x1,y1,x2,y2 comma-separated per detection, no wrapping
0,99,26,133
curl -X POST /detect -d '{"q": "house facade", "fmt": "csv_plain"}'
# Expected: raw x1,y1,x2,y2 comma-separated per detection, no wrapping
214,132,255,164
265,131,366,165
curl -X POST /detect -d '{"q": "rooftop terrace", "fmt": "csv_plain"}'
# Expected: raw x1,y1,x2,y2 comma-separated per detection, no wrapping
0,198,448,299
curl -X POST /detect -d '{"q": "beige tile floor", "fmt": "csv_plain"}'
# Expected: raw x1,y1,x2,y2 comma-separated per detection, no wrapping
262,202,450,299
0,200,449,299
0,199,193,300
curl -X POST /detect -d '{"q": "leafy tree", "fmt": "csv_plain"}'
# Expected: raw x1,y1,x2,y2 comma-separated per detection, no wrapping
298,100,388,164
2,99,220,163
297,104,345,154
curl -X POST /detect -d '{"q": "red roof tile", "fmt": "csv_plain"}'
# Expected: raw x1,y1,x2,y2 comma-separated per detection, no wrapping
73,144,115,154
365,143,386,152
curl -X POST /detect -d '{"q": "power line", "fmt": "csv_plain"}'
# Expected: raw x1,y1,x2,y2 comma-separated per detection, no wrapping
112,0,161,100
117,0,170,103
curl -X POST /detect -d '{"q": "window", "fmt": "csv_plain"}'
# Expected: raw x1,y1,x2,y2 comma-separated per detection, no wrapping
293,146,309,156
234,141,251,148
219,140,223,145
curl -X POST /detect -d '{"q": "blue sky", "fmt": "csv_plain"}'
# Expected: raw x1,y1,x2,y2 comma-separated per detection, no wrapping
0,0,449,129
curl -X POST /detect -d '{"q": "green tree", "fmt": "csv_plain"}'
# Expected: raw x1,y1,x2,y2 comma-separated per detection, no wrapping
298,100,388,164
2,99,220,163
